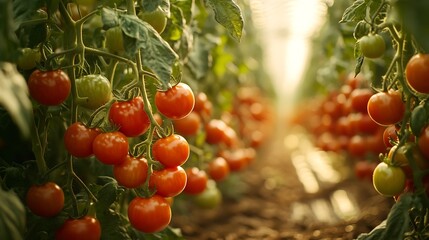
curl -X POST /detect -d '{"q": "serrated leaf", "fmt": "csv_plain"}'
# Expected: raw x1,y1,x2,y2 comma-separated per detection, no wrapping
101,8,120,29
0,63,33,138
101,8,178,87
98,209,131,240
206,0,243,42
95,178,119,212
0,188,26,240
340,0,366,23
380,194,412,240
120,15,178,87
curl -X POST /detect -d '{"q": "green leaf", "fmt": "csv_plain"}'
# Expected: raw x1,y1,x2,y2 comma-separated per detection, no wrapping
354,55,364,77
186,35,215,79
98,209,131,240
340,0,366,23
102,8,179,87
140,0,169,12
0,62,33,138
95,177,120,212
0,0,19,62
392,0,429,52
340,0,385,24
356,220,386,240
380,194,412,240
171,0,193,24
206,0,243,42
0,188,26,240
120,15,178,87
410,104,428,136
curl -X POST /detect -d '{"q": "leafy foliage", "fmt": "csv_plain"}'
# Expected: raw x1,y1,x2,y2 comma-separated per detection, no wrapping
206,0,243,42
0,188,26,240
0,62,33,138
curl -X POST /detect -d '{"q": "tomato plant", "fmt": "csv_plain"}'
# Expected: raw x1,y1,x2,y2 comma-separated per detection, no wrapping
55,216,101,240
28,69,71,106
109,97,150,137
0,0,272,238
155,82,195,120
26,182,64,217
128,195,171,233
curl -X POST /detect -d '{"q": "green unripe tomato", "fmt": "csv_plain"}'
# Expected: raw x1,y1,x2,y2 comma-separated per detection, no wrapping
138,7,167,34
193,180,222,209
105,26,125,54
359,33,386,59
372,162,406,197
76,74,112,109
17,48,41,70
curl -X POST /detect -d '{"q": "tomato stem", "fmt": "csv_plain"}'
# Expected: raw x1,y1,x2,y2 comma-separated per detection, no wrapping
30,112,48,175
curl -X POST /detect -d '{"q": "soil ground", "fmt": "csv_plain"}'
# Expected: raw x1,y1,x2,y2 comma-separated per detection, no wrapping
171,115,394,240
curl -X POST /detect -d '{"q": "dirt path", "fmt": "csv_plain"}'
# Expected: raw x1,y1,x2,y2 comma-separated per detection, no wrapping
172,117,394,240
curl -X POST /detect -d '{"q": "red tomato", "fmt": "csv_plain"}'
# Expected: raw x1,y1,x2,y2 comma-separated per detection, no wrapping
149,166,187,197
205,119,228,145
155,83,195,120
152,134,189,167
354,161,377,182
109,97,150,137
92,131,128,165
207,157,230,181
28,69,71,106
405,54,429,93
349,88,373,113
219,149,249,172
113,155,148,188
26,182,64,217
55,216,101,240
367,90,405,126
193,92,208,112
383,125,399,148
184,168,208,195
347,135,367,157
128,195,171,233
64,122,100,158
173,111,201,136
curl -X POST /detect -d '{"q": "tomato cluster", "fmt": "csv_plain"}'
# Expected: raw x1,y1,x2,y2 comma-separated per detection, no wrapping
290,74,386,180
4,0,271,238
